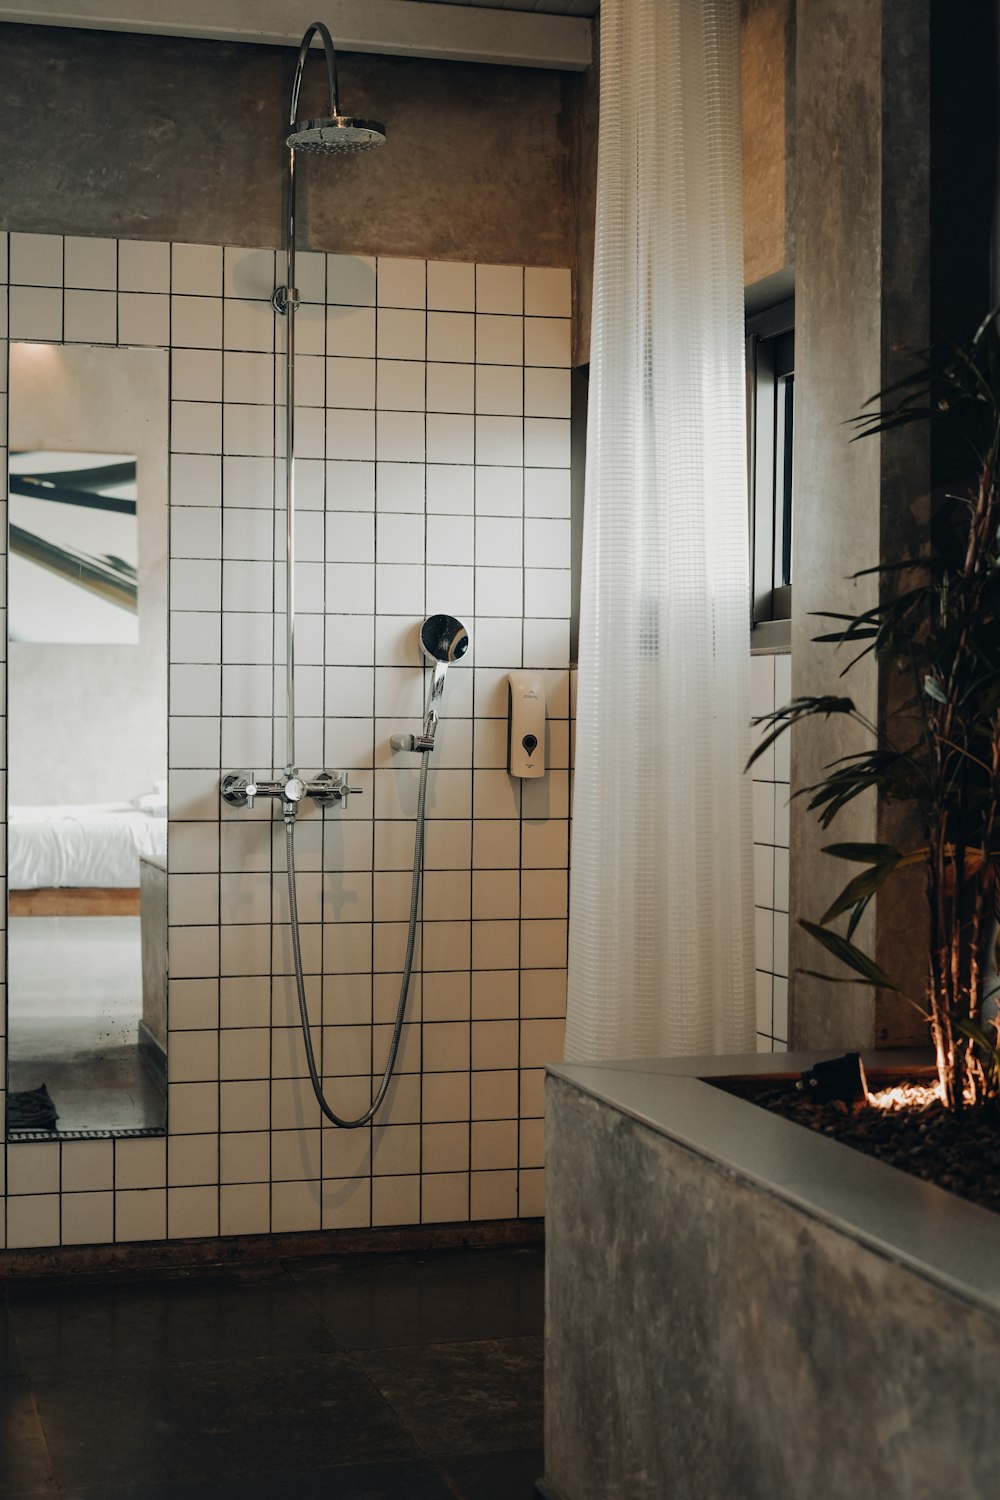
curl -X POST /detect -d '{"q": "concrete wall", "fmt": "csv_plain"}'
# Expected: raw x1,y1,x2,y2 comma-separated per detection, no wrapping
791,0,909,1050
0,24,574,268
789,0,997,1049
741,0,795,287
569,28,599,369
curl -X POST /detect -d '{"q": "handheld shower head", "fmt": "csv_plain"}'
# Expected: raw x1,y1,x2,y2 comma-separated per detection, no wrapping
419,615,470,743
421,614,470,666
389,616,471,755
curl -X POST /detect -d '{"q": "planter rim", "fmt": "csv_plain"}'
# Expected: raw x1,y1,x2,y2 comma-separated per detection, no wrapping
548,1050,1000,1319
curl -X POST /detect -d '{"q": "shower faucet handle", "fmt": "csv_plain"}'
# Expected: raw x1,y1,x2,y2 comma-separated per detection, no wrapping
306,770,363,809
221,771,259,809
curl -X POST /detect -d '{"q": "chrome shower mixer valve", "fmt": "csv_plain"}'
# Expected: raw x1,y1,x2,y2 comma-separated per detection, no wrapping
220,769,361,817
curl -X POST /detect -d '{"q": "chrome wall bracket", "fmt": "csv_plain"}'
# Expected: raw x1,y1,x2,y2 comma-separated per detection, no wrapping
271,285,299,316
389,732,435,754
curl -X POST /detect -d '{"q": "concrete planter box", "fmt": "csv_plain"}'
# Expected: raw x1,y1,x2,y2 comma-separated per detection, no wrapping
541,1053,1000,1500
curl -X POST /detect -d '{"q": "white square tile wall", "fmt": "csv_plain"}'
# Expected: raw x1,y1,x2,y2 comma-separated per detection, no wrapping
750,652,791,1052
0,235,571,1248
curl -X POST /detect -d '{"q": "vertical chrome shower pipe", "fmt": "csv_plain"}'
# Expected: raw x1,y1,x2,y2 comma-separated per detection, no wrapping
282,147,298,775
266,22,414,1130
278,21,341,773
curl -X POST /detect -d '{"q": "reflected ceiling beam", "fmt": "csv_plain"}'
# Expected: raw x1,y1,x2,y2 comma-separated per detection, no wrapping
9,525,138,611
9,469,137,515
0,0,593,70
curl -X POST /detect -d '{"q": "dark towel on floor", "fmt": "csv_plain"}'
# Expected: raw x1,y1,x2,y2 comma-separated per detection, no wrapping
8,1083,59,1130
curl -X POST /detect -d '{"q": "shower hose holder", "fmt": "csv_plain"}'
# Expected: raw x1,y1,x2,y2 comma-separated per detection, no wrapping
220,769,361,818
271,284,298,316
389,731,436,754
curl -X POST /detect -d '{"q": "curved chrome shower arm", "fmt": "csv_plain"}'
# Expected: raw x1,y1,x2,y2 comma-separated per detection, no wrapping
288,19,341,128
277,20,341,316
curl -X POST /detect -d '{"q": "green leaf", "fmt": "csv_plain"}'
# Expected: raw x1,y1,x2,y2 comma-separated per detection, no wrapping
923,675,947,703
810,610,873,622
814,629,880,644
820,862,898,925
956,1017,999,1052
746,722,790,771
745,696,858,773
822,842,901,865
955,1018,1000,1083
799,919,900,990
851,559,943,579
845,894,872,943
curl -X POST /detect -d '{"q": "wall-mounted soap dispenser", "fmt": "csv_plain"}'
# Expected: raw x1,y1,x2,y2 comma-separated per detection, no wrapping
508,671,546,778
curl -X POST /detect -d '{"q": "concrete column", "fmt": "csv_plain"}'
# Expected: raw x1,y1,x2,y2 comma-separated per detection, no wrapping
790,0,996,1049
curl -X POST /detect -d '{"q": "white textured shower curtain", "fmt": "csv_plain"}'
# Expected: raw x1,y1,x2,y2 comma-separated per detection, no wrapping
565,0,755,1060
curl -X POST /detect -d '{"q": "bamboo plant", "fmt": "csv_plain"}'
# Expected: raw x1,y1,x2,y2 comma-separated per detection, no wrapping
750,310,1000,1111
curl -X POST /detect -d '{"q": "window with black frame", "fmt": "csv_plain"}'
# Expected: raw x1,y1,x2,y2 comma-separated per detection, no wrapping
746,300,794,640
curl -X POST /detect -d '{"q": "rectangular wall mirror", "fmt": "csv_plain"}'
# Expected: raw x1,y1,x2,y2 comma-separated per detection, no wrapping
6,341,169,1139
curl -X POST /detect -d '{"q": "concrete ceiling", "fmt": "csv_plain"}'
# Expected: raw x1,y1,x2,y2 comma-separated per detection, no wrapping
402,0,598,14
0,0,596,68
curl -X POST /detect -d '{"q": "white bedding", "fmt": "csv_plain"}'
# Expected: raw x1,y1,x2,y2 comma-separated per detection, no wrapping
9,803,167,889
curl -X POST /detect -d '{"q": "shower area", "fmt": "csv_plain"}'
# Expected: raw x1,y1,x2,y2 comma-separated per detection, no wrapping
0,19,576,1248
221,26,473,1135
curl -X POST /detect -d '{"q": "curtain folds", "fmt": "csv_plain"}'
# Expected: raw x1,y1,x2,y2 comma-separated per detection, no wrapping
565,0,755,1060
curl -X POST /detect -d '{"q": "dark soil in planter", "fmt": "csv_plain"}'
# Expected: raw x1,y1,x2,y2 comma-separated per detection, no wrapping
718,1075,1000,1216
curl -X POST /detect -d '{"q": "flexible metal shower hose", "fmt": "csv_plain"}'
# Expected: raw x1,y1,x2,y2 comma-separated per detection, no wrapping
286,752,430,1128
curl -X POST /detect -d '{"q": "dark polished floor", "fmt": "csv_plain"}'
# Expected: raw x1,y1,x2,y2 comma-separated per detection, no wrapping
0,1246,545,1499
9,915,165,1136
9,1045,165,1135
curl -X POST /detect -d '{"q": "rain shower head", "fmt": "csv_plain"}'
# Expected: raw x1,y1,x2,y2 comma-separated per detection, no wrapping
286,117,386,154
285,22,386,156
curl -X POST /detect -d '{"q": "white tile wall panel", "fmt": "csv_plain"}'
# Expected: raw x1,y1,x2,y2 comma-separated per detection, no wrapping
750,652,791,1052
0,236,573,1247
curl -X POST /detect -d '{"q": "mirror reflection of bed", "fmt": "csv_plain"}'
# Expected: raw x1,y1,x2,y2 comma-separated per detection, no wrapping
8,799,168,1132
6,342,169,1139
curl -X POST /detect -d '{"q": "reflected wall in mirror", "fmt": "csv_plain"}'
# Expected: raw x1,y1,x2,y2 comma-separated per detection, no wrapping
6,342,169,1140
